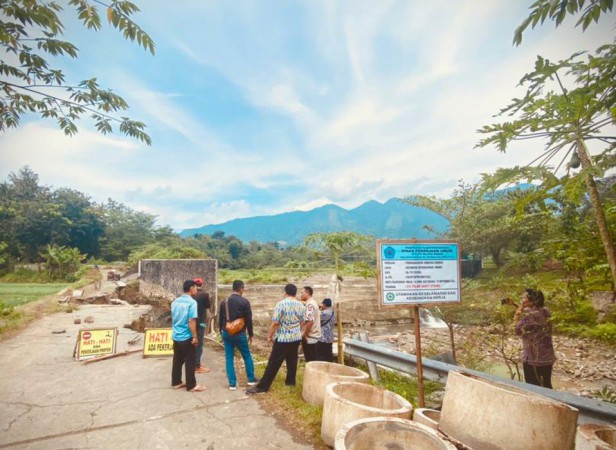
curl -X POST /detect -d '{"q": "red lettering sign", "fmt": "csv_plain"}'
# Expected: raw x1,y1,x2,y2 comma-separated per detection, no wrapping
83,331,91,340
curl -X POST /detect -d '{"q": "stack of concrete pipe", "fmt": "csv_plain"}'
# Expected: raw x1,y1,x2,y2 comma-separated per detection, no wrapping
310,365,613,449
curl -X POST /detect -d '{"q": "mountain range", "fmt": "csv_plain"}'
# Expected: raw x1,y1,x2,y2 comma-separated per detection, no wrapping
180,198,450,245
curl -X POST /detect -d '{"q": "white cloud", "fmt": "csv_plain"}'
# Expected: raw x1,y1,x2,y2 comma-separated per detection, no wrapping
2,0,613,232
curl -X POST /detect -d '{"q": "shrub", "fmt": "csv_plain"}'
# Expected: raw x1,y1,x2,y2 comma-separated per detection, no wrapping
0,268,49,283
583,323,616,344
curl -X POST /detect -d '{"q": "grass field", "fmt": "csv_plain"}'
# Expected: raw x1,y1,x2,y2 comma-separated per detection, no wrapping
0,283,69,307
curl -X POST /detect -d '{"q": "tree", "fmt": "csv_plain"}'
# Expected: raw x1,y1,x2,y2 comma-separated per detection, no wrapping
513,0,615,46
404,181,547,267
301,231,372,276
53,188,104,257
98,199,156,261
1,0,154,144
477,1,616,283
42,243,86,280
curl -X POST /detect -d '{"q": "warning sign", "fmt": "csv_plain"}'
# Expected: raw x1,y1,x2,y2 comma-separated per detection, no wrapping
143,328,174,357
75,328,118,361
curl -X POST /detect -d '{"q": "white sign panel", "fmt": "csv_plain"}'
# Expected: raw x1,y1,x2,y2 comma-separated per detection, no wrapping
378,241,461,306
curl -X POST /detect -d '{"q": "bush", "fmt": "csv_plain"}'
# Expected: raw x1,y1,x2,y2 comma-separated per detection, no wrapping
0,300,16,317
0,268,49,283
127,243,206,268
551,300,597,330
583,323,616,343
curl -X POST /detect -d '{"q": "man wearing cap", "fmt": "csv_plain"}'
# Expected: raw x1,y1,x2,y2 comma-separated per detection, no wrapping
192,277,211,374
171,280,206,392
316,298,336,362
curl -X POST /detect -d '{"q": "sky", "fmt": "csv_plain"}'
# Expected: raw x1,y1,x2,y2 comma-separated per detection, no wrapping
1,1,614,231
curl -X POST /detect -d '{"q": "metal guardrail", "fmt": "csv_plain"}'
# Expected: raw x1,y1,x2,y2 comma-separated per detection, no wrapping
343,338,616,425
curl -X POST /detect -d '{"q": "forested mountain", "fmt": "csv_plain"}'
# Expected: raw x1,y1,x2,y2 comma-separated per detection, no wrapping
180,198,450,245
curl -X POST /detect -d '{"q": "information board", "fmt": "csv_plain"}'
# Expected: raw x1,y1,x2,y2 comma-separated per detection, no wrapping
377,240,461,306
75,328,118,361
143,328,174,357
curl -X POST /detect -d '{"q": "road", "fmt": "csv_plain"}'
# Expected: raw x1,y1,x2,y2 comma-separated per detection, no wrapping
0,303,313,449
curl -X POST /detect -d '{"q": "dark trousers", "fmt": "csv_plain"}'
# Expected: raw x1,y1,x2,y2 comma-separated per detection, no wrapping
257,340,300,391
195,325,205,367
302,340,317,362
523,362,553,389
172,338,196,390
315,341,334,362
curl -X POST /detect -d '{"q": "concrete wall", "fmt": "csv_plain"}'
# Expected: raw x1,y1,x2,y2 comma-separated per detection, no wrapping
218,280,411,325
139,259,218,303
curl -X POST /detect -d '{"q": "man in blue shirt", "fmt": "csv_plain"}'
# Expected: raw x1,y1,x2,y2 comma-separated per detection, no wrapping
171,280,206,392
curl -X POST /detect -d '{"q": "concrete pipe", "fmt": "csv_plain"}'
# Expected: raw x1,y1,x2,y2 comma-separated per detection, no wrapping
334,417,457,450
302,362,370,406
413,408,441,431
321,381,412,447
575,423,616,450
439,371,578,450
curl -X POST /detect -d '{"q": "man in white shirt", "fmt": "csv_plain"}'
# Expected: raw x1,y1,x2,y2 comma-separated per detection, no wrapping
300,286,321,362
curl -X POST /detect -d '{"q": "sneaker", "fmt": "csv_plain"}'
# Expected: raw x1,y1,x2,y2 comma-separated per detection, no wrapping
229,385,237,391
245,387,266,395
247,378,260,386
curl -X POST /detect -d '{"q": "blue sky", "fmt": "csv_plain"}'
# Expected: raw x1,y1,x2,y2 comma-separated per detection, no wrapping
1,1,614,231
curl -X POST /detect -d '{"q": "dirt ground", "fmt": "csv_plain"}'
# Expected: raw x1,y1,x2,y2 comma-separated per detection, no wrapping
387,326,616,398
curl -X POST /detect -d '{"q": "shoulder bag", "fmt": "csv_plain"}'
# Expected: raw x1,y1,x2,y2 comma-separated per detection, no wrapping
224,298,245,336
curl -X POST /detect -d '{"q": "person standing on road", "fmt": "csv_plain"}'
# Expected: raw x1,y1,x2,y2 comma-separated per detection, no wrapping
246,283,305,394
219,280,258,390
171,280,206,392
192,277,211,374
300,286,321,362
93,264,102,291
515,288,556,389
315,298,335,362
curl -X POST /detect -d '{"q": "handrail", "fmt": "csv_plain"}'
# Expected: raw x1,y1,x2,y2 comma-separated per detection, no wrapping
343,338,616,425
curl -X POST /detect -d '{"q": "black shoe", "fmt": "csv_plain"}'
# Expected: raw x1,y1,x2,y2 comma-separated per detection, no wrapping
247,377,260,386
246,387,266,395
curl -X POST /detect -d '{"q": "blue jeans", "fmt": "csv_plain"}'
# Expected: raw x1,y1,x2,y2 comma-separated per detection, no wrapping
222,330,256,387
195,325,205,367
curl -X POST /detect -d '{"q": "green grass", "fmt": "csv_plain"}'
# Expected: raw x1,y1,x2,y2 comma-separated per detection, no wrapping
0,283,69,307
253,361,325,446
250,358,444,447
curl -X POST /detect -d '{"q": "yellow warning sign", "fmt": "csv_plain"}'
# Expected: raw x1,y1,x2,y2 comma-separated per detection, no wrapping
75,328,118,361
143,328,174,357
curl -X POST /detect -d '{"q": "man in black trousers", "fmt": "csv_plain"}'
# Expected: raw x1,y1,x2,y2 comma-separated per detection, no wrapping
246,283,306,394
171,280,206,392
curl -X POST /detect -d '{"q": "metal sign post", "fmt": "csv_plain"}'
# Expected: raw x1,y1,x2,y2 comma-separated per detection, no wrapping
376,239,461,409
413,306,425,407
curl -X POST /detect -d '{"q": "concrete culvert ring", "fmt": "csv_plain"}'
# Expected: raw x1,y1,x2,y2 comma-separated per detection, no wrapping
321,381,412,446
302,362,370,406
412,408,441,431
576,423,616,450
334,417,457,450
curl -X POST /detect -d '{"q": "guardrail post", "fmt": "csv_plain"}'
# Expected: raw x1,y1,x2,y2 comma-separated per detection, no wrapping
359,331,380,381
